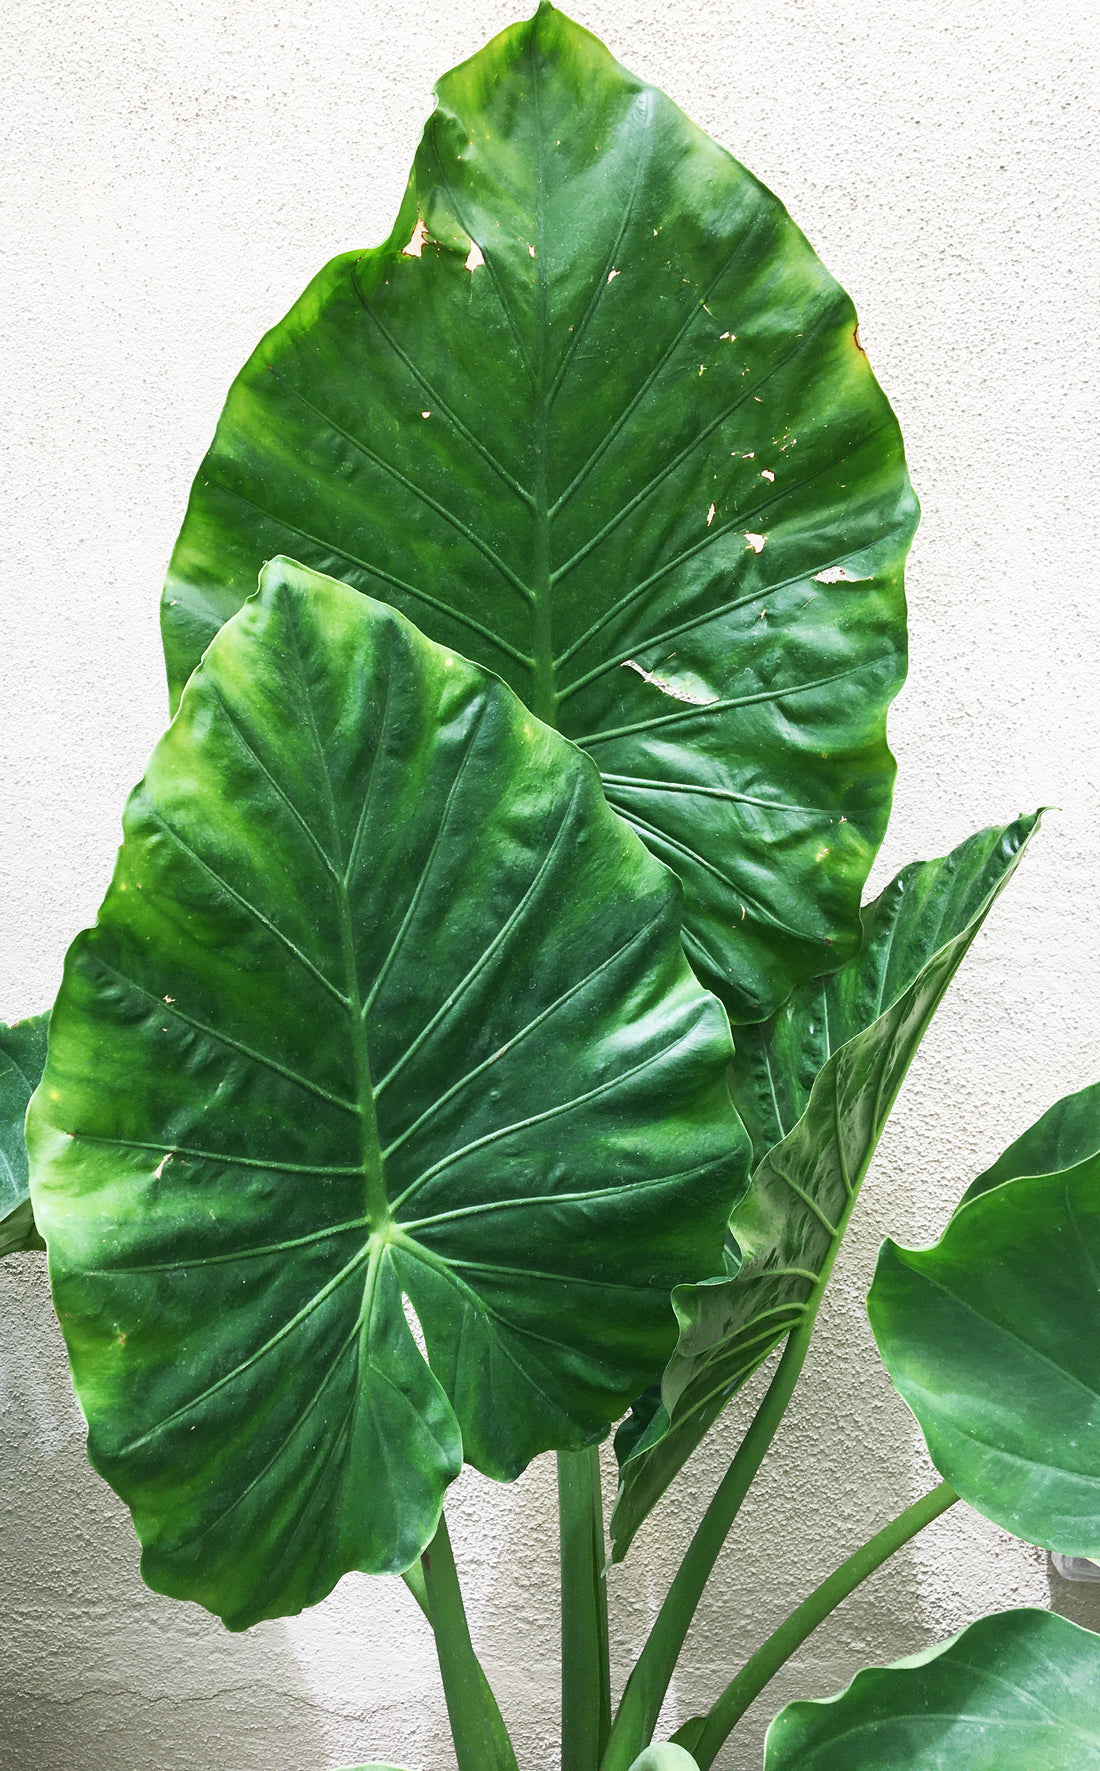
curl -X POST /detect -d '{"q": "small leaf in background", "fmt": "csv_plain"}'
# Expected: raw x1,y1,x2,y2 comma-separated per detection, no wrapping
961,1075,1100,1204
628,1745,700,1770
763,1609,1100,1769
869,1082,1100,1556
28,557,745,1629
0,1012,49,1257
610,816,1039,1558
161,4,916,1023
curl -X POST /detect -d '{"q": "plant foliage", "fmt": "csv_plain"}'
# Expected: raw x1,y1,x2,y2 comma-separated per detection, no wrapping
0,1012,48,1257
28,558,743,1629
9,6,1096,1770
160,2,916,1025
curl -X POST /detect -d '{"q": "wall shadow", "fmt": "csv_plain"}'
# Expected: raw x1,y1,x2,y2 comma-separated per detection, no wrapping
0,1255,329,1771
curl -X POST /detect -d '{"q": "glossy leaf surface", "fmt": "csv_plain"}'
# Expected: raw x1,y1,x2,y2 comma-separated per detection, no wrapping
763,1609,1100,1769
610,817,1038,1557
0,1013,48,1257
870,1086,1100,1555
161,4,916,1022
29,557,743,1628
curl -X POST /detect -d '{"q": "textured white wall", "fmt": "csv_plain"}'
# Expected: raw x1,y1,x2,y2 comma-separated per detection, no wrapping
2,1,1099,1767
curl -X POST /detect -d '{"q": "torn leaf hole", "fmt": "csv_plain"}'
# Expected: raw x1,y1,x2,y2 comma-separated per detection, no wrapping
402,218,429,259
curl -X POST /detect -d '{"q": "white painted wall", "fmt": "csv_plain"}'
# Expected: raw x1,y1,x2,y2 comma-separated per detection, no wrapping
2,0,1098,1766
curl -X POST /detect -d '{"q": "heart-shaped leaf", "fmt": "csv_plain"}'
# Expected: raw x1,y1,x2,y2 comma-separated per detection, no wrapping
869,1085,1100,1556
161,4,916,1023
1,1012,48,1257
27,557,744,1628
763,1609,1100,1769
610,816,1038,1557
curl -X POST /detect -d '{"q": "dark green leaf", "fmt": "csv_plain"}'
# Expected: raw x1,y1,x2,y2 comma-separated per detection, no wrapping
1,1012,49,1257
610,816,1039,1558
161,4,916,1022
28,557,744,1628
869,1088,1100,1555
763,1609,1100,1769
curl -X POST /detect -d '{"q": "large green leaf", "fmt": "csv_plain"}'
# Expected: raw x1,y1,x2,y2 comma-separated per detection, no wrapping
0,1012,48,1257
763,1609,1100,1769
610,817,1038,1558
28,556,744,1629
869,1086,1100,1556
161,4,916,1023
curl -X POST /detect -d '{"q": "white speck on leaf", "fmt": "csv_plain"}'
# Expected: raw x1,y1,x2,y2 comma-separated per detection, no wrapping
464,242,485,272
745,532,767,553
421,410,431,419
761,469,775,482
607,268,620,282
153,1153,172,1181
622,660,719,706
706,503,716,526
813,565,870,584
528,244,536,258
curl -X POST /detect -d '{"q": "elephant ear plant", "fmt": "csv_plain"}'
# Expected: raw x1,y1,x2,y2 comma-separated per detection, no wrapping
8,5,1099,1769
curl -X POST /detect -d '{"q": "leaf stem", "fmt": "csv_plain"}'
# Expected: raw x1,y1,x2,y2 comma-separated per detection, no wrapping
420,1511,519,1771
401,1562,431,1620
558,1446,613,1771
601,1316,816,1771
690,1480,959,1767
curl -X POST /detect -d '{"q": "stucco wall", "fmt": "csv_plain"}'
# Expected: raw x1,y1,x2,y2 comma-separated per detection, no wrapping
2,1,1099,1767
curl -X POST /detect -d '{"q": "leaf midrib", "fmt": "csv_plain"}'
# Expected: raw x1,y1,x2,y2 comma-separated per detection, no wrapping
281,607,389,1232
529,37,556,726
